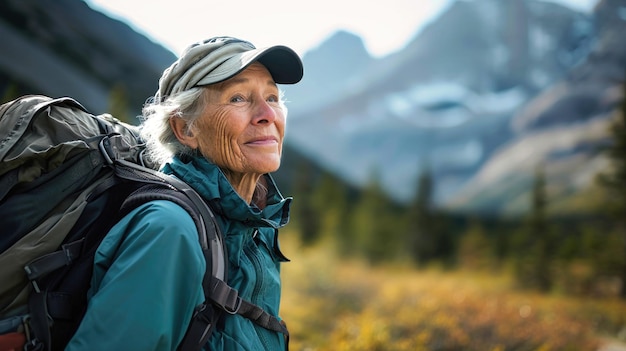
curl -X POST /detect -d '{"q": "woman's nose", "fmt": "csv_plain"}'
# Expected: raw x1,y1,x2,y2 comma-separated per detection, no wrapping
252,99,277,124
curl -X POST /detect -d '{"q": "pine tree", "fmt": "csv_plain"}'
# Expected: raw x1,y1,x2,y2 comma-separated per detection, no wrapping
530,165,555,291
596,78,626,298
407,168,437,266
512,165,555,292
290,160,321,246
349,169,398,264
313,172,350,250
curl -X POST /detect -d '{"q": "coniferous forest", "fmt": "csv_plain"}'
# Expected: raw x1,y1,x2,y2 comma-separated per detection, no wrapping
279,77,626,299
273,78,626,350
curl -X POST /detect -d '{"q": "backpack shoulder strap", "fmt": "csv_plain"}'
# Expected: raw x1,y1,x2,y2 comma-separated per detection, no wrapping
114,164,227,350
113,162,288,350
114,161,226,281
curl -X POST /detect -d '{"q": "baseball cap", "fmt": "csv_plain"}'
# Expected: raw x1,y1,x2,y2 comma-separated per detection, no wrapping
155,36,304,101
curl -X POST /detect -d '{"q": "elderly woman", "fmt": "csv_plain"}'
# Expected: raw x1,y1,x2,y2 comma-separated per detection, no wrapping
66,37,303,351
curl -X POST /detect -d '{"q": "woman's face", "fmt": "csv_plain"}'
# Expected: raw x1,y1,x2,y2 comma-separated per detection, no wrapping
192,62,285,175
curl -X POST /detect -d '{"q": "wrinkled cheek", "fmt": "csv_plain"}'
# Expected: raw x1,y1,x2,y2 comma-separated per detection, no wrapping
200,138,241,170
219,144,244,171
196,117,242,170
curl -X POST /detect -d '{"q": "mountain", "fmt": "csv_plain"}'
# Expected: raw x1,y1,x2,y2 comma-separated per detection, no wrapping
283,30,374,115
1,0,623,216
446,0,626,215
282,0,624,216
0,0,176,115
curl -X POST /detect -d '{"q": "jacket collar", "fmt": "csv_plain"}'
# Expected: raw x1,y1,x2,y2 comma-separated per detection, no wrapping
161,155,290,228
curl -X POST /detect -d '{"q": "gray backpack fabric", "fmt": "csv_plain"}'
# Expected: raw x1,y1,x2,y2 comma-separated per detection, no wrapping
0,95,145,315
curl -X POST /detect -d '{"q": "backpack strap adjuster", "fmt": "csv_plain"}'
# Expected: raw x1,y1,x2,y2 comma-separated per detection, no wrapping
24,240,84,293
207,278,288,335
210,278,241,314
99,134,140,166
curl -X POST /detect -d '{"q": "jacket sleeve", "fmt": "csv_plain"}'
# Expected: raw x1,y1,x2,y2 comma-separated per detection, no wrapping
65,200,206,351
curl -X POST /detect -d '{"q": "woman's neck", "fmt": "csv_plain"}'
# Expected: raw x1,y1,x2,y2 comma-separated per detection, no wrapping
221,169,261,205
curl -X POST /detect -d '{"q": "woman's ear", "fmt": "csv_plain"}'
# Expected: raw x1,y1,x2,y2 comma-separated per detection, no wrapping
170,116,199,149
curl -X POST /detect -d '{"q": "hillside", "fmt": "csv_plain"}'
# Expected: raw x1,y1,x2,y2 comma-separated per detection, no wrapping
1,0,624,216
283,0,625,216
0,0,175,114
446,0,626,215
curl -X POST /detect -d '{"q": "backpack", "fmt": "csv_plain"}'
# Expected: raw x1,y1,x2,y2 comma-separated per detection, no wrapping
0,95,287,351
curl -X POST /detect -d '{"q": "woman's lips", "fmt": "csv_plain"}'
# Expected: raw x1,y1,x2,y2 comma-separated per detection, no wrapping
245,137,278,145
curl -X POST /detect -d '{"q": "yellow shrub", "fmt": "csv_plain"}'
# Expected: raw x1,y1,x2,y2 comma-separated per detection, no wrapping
279,234,623,351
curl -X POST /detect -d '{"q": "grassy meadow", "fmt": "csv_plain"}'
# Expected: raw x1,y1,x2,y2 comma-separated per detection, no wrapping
278,231,626,351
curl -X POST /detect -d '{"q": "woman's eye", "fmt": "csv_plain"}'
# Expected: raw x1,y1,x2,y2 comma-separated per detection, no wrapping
267,95,279,103
230,95,245,103
231,96,244,103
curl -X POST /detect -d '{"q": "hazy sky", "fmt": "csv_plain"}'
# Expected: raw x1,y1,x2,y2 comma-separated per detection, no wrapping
85,0,599,58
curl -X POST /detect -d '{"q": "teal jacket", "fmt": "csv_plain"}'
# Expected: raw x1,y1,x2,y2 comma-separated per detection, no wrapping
66,156,291,351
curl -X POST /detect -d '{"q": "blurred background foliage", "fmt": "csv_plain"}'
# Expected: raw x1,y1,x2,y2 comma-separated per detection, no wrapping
278,82,626,349
284,82,626,296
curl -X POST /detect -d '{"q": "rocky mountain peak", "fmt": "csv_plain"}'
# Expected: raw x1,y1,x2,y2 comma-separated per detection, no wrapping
1,0,621,216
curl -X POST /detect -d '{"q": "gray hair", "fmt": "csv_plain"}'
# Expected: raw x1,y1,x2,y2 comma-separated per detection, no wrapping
139,86,289,168
139,87,207,167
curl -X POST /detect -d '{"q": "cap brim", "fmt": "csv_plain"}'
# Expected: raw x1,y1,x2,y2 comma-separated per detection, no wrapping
195,45,303,86
256,46,304,84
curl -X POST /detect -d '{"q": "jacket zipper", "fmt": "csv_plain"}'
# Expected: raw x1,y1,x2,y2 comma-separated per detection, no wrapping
244,228,272,349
